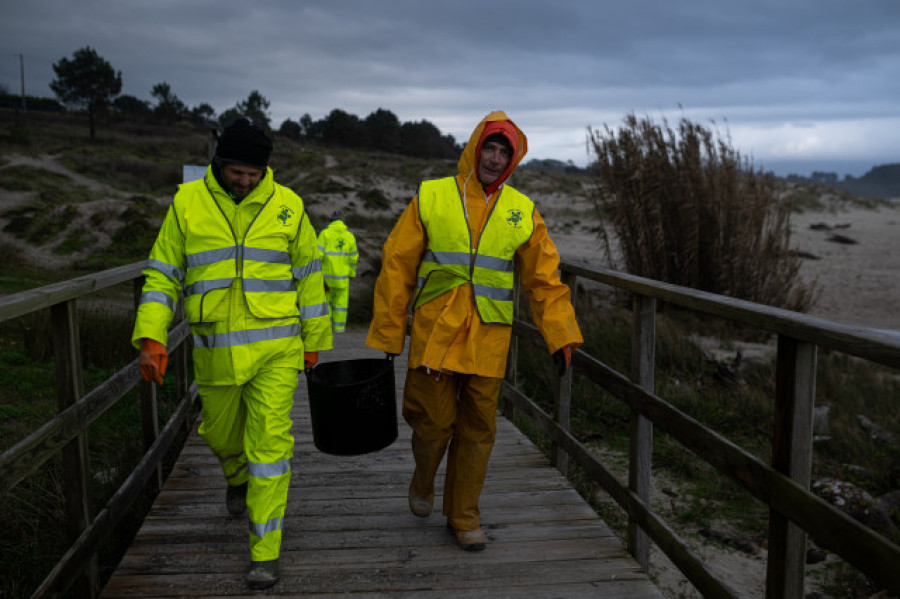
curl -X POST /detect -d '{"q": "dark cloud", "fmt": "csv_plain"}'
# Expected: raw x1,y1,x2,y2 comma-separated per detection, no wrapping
1,0,898,174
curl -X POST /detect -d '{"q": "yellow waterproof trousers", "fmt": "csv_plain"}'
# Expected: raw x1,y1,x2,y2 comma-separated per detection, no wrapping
402,367,502,531
325,286,350,333
198,366,298,561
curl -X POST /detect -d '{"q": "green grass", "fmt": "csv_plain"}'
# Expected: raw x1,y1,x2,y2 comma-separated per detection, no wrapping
0,165,95,206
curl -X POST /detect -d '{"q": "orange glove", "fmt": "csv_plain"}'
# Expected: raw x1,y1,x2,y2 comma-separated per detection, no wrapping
139,338,168,385
304,351,319,370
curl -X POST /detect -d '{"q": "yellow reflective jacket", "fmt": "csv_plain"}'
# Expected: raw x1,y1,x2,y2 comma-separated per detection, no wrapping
366,110,583,377
317,219,358,289
132,166,332,385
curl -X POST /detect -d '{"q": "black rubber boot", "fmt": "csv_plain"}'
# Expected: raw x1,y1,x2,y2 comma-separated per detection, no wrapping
247,559,280,590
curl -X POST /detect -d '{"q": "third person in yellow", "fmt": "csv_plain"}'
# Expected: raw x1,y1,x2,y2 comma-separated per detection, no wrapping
317,210,358,333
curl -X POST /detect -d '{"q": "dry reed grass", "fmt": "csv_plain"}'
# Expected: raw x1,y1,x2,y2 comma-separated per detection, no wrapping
589,114,818,312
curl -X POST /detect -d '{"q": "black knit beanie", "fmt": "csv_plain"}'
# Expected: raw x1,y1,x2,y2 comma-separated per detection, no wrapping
215,118,273,168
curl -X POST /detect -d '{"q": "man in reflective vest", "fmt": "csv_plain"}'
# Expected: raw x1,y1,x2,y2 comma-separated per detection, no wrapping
132,118,332,589
366,110,583,551
317,209,358,333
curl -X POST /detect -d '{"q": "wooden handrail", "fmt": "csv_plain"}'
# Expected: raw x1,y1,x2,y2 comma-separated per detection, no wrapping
509,261,900,598
0,262,145,324
0,320,190,492
5,257,900,597
559,260,900,368
0,260,196,598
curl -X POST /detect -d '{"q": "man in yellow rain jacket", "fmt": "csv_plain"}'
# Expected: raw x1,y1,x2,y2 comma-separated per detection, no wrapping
132,118,332,589
366,110,583,551
317,209,358,333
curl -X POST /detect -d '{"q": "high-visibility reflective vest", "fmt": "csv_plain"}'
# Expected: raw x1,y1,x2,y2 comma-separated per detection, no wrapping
414,177,534,325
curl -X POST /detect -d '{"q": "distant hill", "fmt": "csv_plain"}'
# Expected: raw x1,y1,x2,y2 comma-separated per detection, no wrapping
526,158,900,199
836,163,900,199
784,163,900,199
521,158,586,173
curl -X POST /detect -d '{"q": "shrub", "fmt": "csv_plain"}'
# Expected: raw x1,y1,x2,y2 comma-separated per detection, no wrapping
588,114,818,312
361,187,391,210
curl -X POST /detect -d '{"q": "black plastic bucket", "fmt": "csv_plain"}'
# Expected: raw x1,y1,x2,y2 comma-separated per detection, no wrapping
306,358,398,456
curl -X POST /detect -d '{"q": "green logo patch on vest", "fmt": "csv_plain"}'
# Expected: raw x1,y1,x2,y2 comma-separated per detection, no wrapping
337,239,345,250
277,205,294,225
506,208,524,228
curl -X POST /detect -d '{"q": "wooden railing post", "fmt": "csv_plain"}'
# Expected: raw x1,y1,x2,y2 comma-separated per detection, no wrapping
172,300,192,433
134,277,163,492
140,378,162,492
628,294,656,571
51,299,98,598
551,272,578,475
503,277,521,421
766,335,817,599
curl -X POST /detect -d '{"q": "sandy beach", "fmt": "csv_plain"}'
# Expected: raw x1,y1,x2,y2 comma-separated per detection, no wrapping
789,201,900,332
548,198,900,334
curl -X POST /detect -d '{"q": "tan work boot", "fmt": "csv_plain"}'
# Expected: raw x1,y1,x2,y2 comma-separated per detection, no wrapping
446,522,487,551
247,559,280,589
408,493,433,517
226,482,247,516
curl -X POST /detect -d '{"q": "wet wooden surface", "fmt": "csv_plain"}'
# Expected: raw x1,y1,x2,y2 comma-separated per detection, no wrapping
101,327,663,598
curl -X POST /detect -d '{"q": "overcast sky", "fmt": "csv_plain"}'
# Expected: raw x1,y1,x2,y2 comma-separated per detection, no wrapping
1,0,898,177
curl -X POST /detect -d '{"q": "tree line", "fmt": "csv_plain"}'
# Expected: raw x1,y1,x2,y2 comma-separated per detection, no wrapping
33,46,461,159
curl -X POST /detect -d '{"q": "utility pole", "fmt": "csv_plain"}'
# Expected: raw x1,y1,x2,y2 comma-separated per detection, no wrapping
13,53,25,111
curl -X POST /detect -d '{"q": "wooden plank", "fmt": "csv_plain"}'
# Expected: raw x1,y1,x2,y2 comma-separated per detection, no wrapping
121,520,618,554
0,261,144,323
102,565,653,598
100,328,664,598
51,299,97,598
767,337,817,599
552,270,577,474
628,294,655,570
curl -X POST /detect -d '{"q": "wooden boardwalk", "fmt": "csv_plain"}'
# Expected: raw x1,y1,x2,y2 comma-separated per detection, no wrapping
101,328,663,598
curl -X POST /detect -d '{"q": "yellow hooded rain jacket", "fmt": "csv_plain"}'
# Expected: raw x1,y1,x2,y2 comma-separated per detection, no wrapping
366,111,582,377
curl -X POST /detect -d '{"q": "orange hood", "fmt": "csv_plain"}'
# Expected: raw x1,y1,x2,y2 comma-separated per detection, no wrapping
457,110,528,195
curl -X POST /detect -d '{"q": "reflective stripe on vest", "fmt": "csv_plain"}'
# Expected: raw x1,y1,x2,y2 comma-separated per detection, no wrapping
414,177,534,325
174,180,315,324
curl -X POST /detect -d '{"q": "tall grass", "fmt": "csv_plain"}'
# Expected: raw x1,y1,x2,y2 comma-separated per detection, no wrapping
588,114,818,312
